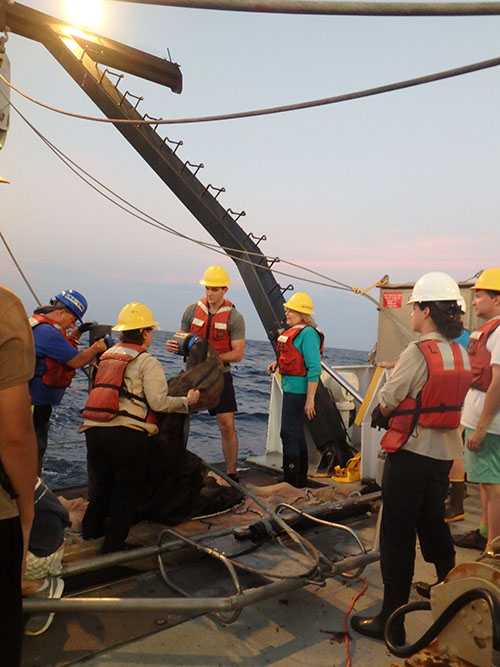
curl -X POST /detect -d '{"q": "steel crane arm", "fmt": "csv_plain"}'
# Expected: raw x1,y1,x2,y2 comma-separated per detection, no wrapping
3,2,182,92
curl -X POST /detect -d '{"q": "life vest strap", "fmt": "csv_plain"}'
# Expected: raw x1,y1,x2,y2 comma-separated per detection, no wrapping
91,382,148,404
392,404,462,417
82,406,149,423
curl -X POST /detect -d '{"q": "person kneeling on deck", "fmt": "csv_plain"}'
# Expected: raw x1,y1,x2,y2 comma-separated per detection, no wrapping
351,272,472,645
80,303,200,554
23,477,71,636
29,290,107,474
267,292,323,488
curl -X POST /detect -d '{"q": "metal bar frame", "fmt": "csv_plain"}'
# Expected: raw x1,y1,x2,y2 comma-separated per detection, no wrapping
23,550,380,614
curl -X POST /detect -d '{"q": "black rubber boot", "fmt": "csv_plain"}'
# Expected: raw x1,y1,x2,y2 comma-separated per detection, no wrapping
283,455,301,487
298,449,309,488
445,481,465,522
351,585,407,646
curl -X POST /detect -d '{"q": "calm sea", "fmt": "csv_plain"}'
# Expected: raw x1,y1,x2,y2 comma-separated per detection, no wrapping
43,332,368,489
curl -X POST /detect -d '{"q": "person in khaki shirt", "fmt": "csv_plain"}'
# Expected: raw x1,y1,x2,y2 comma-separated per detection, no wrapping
81,303,199,554
352,272,471,646
0,285,38,665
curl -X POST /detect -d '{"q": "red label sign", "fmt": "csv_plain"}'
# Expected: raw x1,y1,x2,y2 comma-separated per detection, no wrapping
383,292,403,309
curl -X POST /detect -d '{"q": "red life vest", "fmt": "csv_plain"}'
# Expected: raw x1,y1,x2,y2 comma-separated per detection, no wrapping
82,343,156,424
277,325,324,377
30,314,78,388
467,318,500,392
188,298,233,355
381,339,472,453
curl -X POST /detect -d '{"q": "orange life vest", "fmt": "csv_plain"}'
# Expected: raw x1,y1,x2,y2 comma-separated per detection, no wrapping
30,314,77,388
467,318,500,392
189,298,233,355
381,339,472,453
82,343,156,424
277,325,324,377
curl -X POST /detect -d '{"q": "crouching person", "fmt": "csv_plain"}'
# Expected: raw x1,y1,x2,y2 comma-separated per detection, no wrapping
80,303,200,553
23,478,70,636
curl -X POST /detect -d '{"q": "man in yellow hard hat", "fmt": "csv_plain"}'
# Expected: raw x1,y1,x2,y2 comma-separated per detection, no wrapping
166,265,245,480
455,268,500,551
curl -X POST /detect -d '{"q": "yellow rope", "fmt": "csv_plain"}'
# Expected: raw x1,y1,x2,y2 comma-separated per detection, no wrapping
351,275,389,295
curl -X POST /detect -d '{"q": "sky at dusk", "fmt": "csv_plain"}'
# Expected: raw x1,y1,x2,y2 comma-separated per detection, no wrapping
1,0,500,351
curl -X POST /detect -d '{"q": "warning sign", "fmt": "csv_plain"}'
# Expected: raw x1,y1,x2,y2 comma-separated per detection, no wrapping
383,292,403,309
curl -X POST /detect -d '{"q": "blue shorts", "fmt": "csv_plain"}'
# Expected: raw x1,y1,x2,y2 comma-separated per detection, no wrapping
208,372,237,416
464,428,500,483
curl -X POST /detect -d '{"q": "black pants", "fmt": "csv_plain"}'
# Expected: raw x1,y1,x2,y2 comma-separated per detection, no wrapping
381,449,455,598
82,427,151,553
280,392,307,457
32,404,52,462
0,516,23,666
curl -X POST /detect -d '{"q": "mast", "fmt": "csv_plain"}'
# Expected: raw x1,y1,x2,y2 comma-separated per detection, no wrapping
3,1,288,345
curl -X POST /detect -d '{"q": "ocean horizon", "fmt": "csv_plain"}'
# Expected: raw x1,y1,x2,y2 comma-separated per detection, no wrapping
43,333,368,489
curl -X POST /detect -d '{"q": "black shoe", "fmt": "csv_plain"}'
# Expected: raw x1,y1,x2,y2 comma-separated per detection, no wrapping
227,473,240,483
453,529,487,550
415,581,440,599
282,455,301,488
351,614,386,640
351,613,406,646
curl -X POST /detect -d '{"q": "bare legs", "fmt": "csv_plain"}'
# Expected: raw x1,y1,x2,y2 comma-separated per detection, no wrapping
217,412,238,475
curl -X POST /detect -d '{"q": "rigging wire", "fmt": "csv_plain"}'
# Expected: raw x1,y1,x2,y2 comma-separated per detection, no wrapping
0,230,41,305
2,101,416,346
2,53,500,125
107,0,500,17
5,95,370,300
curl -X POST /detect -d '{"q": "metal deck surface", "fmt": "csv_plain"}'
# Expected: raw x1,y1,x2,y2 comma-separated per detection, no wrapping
22,479,483,667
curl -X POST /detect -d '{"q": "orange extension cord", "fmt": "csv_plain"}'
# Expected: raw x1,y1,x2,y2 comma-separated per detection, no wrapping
344,576,369,667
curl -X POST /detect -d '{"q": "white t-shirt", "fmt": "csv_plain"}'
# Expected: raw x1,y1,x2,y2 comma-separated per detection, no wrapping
461,318,500,435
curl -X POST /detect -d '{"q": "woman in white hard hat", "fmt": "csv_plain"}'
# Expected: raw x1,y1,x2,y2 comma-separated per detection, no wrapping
351,272,472,646
267,292,324,488
80,303,200,553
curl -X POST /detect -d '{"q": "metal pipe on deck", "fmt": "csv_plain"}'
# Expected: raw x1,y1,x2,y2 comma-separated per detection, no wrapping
24,550,380,614
61,491,380,577
23,577,306,614
62,525,236,576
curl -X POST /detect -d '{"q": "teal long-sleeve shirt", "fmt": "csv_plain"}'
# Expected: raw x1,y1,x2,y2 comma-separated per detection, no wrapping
281,326,322,394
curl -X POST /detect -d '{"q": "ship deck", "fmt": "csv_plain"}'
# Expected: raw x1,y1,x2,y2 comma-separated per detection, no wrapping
22,465,483,667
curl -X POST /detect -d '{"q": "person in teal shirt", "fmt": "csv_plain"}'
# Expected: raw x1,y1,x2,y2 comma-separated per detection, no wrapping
268,292,323,487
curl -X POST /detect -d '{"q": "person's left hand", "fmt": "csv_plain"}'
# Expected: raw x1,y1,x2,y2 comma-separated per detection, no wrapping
466,427,486,452
304,398,316,420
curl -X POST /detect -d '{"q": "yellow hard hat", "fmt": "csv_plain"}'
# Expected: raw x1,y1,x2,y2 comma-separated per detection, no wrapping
199,265,232,287
471,268,500,292
112,303,160,331
284,292,315,315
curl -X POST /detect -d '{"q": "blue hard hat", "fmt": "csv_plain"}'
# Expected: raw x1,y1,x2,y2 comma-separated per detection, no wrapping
53,289,88,321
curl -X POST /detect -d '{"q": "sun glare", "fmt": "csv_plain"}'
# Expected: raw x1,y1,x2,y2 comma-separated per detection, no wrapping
65,0,103,30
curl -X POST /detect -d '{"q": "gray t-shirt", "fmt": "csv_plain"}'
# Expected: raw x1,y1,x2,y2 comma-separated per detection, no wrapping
181,301,245,370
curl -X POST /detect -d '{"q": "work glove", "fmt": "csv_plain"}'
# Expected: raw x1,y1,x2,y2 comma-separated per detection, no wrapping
371,404,391,431
77,320,98,335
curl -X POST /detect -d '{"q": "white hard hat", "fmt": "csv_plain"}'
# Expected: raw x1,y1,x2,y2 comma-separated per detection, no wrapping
408,272,463,306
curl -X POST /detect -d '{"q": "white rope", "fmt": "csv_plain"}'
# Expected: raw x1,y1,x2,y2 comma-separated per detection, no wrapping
108,0,500,17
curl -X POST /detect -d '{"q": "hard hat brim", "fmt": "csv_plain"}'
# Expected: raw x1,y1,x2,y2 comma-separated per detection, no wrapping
112,322,160,331
199,280,232,287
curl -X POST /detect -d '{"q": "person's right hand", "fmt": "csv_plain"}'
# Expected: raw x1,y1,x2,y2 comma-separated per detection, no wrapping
187,388,200,405
92,339,107,355
267,360,278,374
166,339,179,354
